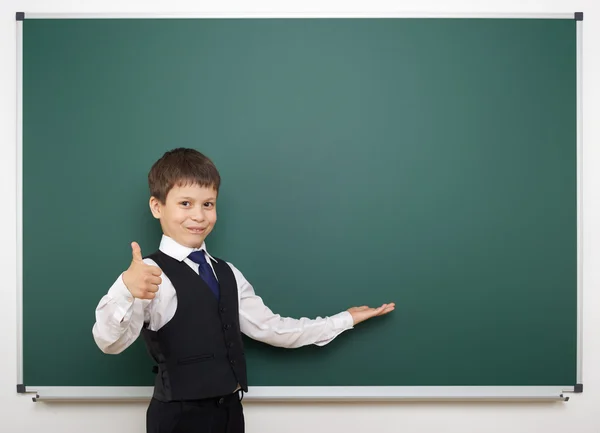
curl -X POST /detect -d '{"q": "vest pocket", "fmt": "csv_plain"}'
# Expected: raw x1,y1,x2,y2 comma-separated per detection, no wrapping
177,354,215,365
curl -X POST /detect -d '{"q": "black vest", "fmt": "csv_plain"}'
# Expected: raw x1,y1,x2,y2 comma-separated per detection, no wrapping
141,251,248,401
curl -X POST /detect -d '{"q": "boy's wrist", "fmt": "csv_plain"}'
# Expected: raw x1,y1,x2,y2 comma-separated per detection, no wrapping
107,272,135,304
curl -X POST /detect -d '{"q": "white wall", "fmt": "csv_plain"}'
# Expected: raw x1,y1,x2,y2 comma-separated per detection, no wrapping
1,1,598,432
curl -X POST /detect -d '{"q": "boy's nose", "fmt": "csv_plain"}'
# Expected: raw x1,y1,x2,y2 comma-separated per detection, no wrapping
191,210,205,222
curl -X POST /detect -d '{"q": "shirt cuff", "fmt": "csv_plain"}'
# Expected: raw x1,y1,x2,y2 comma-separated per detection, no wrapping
107,273,136,321
331,311,354,330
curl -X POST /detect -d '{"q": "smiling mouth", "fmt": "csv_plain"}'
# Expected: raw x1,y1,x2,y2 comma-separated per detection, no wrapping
187,227,206,234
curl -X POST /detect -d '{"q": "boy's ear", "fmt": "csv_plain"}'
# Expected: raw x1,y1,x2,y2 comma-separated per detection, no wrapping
149,196,162,219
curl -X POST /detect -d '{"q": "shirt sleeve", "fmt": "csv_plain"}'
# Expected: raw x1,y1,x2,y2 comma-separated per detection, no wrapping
91,259,155,354
230,263,354,348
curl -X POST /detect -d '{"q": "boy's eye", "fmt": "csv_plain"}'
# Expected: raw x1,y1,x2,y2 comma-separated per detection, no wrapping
204,202,214,209
180,201,191,207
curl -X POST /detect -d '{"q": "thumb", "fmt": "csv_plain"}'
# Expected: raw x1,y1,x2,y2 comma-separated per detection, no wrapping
131,241,143,263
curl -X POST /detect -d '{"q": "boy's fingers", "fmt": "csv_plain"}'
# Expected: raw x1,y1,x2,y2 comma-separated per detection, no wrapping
149,266,162,276
379,305,395,316
146,285,159,293
131,242,143,263
349,303,395,322
147,276,162,286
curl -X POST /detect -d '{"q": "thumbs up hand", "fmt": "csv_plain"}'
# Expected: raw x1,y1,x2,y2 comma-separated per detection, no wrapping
122,242,163,300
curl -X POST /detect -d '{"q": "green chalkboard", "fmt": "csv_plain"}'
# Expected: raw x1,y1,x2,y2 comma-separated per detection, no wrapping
21,17,578,392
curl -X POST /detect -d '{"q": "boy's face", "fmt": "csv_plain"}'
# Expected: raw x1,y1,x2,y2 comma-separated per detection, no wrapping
149,183,218,249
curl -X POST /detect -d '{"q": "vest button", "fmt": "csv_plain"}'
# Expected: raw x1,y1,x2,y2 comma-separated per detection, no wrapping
220,307,226,313
228,342,234,348
230,359,236,365
223,324,231,330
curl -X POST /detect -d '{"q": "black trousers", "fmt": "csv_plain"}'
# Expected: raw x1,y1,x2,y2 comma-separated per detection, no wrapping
147,392,244,433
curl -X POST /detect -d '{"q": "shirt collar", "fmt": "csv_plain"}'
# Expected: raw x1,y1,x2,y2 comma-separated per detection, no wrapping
159,235,218,263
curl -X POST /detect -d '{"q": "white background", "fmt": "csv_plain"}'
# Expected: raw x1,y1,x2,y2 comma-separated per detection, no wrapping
1,1,598,432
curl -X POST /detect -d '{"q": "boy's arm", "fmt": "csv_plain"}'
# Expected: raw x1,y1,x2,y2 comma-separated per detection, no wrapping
92,242,162,354
92,276,149,354
231,264,394,348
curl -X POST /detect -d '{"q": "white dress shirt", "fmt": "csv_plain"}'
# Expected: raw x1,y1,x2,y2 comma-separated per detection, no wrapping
92,235,354,354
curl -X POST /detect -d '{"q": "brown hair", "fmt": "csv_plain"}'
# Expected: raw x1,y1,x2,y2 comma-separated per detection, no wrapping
148,148,221,203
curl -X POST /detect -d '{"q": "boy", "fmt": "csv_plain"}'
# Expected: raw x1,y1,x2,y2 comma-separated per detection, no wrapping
92,148,395,433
